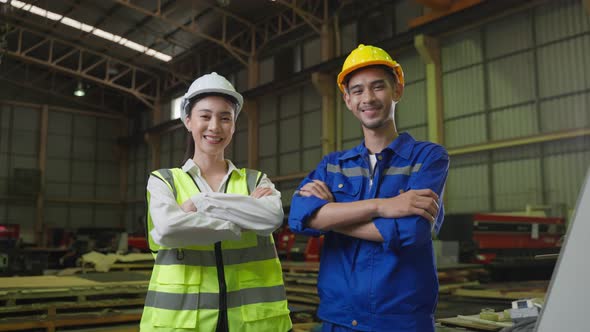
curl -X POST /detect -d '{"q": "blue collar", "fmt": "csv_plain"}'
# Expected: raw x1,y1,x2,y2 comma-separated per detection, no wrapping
338,132,415,160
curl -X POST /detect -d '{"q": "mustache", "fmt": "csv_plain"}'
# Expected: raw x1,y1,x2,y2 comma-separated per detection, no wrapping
361,101,383,110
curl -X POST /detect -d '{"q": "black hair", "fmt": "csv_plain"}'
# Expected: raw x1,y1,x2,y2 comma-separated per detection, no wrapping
182,92,239,164
343,65,398,93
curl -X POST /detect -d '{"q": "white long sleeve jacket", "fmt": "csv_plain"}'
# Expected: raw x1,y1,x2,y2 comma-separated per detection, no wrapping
147,159,284,247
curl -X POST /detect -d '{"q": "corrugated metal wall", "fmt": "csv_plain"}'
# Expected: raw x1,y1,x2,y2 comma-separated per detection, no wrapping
257,82,322,207
396,49,427,141
0,102,122,243
126,142,149,234
443,0,590,214
121,0,589,223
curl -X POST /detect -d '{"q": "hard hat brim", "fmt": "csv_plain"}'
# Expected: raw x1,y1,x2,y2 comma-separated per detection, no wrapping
182,87,244,118
337,60,404,93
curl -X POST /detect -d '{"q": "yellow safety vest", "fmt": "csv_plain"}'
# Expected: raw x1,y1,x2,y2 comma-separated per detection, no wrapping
140,168,291,332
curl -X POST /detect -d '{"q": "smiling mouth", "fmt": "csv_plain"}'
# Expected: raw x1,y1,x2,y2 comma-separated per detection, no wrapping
361,107,381,114
203,135,223,143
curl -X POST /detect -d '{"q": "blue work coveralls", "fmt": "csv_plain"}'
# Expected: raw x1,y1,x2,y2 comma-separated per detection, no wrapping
289,133,450,332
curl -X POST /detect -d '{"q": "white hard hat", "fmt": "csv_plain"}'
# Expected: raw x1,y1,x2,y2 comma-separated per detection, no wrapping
180,72,244,119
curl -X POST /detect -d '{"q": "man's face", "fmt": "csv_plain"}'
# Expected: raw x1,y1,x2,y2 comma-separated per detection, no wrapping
343,66,403,130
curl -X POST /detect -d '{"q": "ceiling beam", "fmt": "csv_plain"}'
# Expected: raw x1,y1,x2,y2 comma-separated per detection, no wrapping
271,0,324,34
414,0,452,11
0,62,118,113
115,0,254,66
2,25,160,109
410,0,483,28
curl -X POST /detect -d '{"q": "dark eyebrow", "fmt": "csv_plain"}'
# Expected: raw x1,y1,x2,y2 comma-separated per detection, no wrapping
197,109,233,117
370,79,387,86
349,83,363,91
349,79,387,91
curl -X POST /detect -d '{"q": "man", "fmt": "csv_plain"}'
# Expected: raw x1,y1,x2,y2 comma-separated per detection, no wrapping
289,44,449,332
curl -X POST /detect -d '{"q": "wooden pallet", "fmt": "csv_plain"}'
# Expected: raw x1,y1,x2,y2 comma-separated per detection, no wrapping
0,310,143,332
0,272,148,332
450,280,548,300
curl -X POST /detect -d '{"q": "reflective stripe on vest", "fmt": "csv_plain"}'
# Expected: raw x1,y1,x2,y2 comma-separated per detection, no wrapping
145,284,286,311
155,236,275,266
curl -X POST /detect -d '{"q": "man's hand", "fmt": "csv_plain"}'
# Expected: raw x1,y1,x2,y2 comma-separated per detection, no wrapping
378,189,439,223
298,180,335,202
180,199,197,213
250,187,274,199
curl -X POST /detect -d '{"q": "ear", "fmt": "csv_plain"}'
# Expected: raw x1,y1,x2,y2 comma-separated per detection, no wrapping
183,113,191,131
393,82,404,102
342,92,352,110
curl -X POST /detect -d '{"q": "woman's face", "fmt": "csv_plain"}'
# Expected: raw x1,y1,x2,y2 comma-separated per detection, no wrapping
186,95,236,158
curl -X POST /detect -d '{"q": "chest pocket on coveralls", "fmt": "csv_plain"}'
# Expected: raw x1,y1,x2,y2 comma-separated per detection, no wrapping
152,249,202,328
330,174,361,202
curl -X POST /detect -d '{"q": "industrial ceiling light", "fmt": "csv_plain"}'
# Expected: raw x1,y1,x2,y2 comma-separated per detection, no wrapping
73,82,85,97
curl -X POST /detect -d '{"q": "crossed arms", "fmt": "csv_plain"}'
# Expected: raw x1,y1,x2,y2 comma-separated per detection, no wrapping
299,182,439,242
148,175,283,247
289,152,449,250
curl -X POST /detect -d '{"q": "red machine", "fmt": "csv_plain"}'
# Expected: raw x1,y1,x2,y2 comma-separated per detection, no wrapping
275,226,323,262
471,213,564,264
127,236,149,251
0,224,19,248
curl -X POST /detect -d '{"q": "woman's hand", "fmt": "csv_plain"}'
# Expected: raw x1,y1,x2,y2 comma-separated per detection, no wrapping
180,199,197,213
250,187,274,199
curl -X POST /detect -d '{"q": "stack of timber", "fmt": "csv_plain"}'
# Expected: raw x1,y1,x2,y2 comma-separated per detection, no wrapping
437,264,489,293
281,262,320,311
0,271,149,331
450,280,548,300
80,252,154,273
438,312,512,332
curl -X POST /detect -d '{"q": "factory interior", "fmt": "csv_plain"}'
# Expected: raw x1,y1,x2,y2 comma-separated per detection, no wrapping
0,0,589,331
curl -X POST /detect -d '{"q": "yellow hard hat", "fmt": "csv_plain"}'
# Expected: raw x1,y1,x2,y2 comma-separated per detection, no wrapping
337,44,404,93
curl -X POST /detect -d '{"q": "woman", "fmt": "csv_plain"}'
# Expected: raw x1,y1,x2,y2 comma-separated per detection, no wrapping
140,72,292,332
